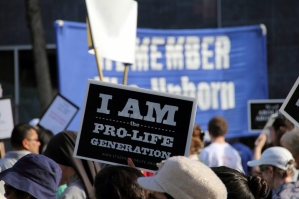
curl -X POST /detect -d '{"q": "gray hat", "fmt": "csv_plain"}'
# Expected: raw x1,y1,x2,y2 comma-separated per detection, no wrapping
137,156,227,199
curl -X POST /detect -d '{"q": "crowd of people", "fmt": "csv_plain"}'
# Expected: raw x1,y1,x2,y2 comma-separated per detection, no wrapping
0,114,297,199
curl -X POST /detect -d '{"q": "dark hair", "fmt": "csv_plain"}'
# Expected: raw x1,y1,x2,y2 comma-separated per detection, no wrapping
94,166,150,199
164,193,174,199
148,192,174,199
272,117,286,131
211,166,270,199
10,123,36,149
208,116,228,137
272,116,294,146
4,184,37,199
37,127,54,154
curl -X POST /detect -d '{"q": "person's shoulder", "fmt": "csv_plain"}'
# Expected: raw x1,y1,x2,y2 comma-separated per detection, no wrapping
275,182,299,198
0,158,16,171
200,143,216,153
226,143,241,151
59,182,86,199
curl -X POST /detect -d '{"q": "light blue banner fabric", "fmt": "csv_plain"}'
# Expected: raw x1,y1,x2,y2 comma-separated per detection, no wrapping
55,21,268,138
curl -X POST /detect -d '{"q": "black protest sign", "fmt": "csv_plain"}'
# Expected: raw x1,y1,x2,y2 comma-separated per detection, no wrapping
248,99,283,131
279,77,299,127
74,80,197,171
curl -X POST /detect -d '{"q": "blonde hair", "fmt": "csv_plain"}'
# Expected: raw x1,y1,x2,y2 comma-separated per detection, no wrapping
275,159,296,178
190,125,204,155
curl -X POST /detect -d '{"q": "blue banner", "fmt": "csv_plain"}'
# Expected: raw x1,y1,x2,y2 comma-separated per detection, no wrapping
55,21,268,138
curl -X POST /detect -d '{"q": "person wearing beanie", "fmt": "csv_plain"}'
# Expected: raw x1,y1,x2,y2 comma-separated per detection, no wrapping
43,131,101,199
137,156,227,199
247,147,299,199
0,154,61,199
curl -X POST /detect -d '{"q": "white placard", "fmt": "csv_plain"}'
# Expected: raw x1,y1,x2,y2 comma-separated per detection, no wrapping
38,95,79,134
0,98,14,139
86,0,138,64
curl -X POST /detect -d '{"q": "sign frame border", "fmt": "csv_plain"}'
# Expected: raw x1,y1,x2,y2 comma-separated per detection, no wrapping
73,79,198,172
37,93,80,132
247,99,284,132
279,77,299,128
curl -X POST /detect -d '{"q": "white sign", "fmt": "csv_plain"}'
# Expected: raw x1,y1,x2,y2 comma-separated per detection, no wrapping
38,94,79,134
0,98,14,139
86,0,138,64
279,77,299,127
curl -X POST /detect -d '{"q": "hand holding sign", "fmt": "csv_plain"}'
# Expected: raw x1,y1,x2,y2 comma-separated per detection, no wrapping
127,158,136,168
254,133,267,148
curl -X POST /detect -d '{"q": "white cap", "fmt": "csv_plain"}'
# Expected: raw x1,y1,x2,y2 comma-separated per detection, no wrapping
137,156,227,199
247,147,294,170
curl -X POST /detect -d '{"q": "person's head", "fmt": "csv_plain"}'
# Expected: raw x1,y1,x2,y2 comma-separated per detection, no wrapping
211,166,270,199
43,131,77,185
0,154,61,199
247,147,295,190
94,166,150,199
280,128,299,168
190,124,204,155
43,130,101,199
137,156,227,199
10,123,40,154
269,117,285,146
208,116,228,138
37,127,54,154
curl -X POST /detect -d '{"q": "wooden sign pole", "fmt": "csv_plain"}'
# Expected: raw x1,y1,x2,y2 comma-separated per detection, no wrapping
87,17,104,81
94,48,104,81
122,64,129,85
0,142,6,158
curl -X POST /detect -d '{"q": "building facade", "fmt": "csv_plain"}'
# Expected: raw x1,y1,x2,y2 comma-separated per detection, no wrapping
0,0,298,124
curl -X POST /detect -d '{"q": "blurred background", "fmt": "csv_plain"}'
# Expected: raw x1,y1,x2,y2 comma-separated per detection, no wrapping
0,0,298,125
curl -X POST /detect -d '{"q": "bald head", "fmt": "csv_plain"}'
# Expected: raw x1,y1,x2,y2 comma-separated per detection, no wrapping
281,128,299,168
